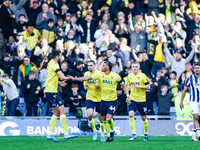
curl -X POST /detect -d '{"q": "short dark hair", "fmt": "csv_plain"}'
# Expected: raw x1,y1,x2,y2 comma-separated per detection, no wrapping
107,48,113,51
171,71,177,76
104,61,112,71
61,60,69,65
194,63,200,67
52,51,61,59
71,83,78,88
161,84,168,89
23,55,30,60
162,66,168,70
47,18,54,24
71,14,77,18
87,60,95,65
29,71,36,75
157,69,162,73
132,61,140,66
147,74,153,80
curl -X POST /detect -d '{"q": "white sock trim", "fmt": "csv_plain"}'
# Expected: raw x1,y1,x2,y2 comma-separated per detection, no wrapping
52,115,58,119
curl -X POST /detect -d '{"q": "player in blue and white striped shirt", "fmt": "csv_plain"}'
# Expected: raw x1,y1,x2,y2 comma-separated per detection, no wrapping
181,63,200,141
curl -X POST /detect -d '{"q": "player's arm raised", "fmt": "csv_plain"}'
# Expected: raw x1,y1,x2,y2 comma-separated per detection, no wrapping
180,85,187,110
73,76,92,81
57,71,73,81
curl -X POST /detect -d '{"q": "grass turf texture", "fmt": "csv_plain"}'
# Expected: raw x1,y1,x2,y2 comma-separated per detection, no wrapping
0,136,199,150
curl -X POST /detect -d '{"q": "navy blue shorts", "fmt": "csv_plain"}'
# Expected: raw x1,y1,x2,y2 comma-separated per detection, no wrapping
128,101,147,116
45,92,63,108
86,100,101,113
100,100,118,117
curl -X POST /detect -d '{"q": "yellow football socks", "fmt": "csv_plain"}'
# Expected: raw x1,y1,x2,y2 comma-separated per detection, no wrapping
89,118,96,132
129,118,136,134
143,119,148,134
60,114,68,133
49,115,58,134
100,123,104,135
107,119,114,131
103,120,110,137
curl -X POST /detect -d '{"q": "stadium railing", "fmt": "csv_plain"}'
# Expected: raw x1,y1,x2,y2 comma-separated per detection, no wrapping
0,115,177,120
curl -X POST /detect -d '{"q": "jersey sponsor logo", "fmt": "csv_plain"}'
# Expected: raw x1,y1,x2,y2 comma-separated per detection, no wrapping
103,80,112,84
194,83,200,89
87,80,96,83
0,122,20,136
131,82,140,85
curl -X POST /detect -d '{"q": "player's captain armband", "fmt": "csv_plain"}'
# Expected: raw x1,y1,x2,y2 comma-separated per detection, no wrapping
119,79,124,85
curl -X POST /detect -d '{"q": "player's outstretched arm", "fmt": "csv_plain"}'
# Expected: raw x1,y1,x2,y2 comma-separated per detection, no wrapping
73,76,92,82
180,86,187,110
121,83,131,105
57,71,73,81
133,84,150,90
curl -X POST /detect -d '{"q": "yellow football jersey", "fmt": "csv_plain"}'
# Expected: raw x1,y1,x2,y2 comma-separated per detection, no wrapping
45,59,60,93
91,71,122,101
127,72,149,102
84,70,101,102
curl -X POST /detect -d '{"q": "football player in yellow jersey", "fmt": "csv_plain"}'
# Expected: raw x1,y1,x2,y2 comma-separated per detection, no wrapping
73,61,130,142
126,62,150,141
84,60,105,141
45,51,78,142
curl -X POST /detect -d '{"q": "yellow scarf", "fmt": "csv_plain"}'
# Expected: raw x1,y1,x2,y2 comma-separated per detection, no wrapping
25,28,34,35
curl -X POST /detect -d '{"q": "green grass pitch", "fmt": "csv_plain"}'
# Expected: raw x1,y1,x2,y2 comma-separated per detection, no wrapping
0,136,199,150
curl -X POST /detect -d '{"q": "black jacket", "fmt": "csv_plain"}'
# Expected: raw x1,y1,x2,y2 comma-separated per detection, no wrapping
71,53,85,62
66,92,86,113
115,0,137,21
21,79,41,103
116,91,128,115
147,0,160,16
152,76,168,93
11,21,29,33
184,12,200,40
78,16,100,43
12,56,24,87
62,69,74,96
72,67,87,91
140,60,153,76
0,5,14,40
0,58,12,77
28,7,42,26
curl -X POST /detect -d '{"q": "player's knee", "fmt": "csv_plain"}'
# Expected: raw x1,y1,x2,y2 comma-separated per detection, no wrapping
141,116,146,121
87,114,93,120
129,111,134,118
102,116,106,121
53,112,60,117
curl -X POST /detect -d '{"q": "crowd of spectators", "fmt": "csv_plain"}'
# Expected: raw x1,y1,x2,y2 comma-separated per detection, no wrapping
0,0,200,117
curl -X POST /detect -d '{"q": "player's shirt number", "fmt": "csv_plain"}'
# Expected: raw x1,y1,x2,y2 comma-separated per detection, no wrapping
110,106,116,112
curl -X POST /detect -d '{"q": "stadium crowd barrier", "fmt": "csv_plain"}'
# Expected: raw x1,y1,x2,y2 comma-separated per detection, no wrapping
0,116,193,137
